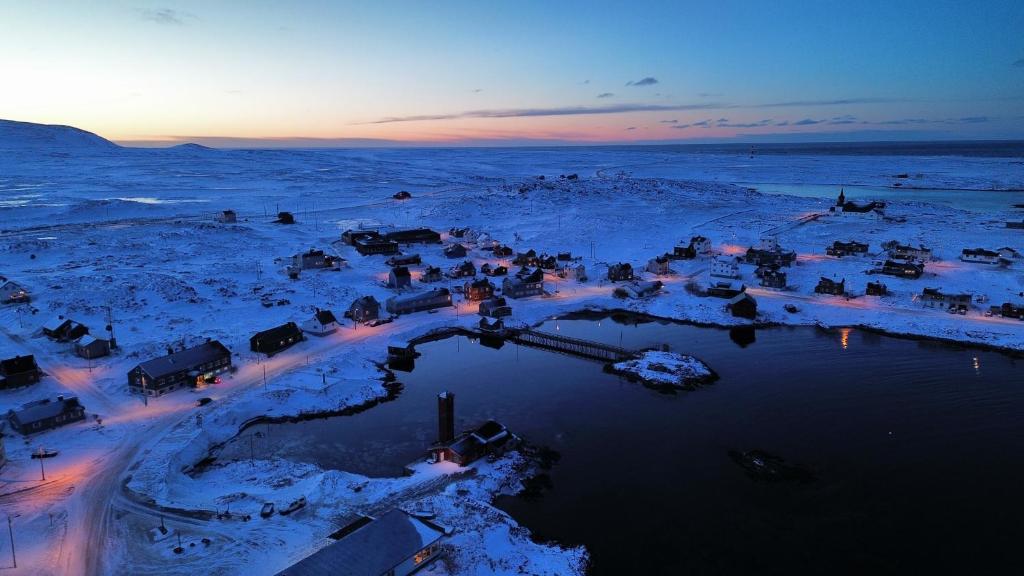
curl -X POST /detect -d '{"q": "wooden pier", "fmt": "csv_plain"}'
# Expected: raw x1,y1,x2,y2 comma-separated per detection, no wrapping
507,328,639,363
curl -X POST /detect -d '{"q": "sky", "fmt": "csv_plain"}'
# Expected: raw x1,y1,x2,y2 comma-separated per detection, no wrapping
2,0,1023,146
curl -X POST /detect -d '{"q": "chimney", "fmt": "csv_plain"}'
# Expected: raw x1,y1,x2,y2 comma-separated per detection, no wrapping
437,391,455,444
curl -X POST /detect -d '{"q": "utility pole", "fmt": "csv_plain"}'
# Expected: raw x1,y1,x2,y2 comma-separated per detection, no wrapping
263,365,267,389
38,449,46,480
249,434,255,467
7,515,16,568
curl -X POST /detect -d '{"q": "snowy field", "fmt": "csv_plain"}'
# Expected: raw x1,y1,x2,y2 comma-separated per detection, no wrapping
0,121,1022,575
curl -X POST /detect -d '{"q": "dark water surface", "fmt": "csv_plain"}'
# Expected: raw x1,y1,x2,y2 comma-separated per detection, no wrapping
229,317,1023,574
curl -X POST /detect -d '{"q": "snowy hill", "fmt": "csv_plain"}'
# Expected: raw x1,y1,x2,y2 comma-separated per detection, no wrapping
0,118,120,153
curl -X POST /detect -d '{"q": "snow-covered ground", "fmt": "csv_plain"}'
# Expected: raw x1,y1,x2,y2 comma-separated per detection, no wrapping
0,122,1021,575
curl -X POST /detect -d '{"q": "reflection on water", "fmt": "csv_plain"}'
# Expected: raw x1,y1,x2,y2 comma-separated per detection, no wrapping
223,319,1023,574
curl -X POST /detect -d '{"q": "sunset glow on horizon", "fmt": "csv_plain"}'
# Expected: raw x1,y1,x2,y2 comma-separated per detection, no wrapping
2,0,1023,147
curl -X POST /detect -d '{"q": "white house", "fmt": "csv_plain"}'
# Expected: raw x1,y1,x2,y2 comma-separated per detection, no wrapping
960,248,1001,265
710,256,741,279
301,309,340,336
689,235,712,255
997,247,1020,260
646,256,671,275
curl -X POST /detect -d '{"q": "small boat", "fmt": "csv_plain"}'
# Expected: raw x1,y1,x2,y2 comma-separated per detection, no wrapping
260,502,275,518
279,496,307,516
31,449,59,459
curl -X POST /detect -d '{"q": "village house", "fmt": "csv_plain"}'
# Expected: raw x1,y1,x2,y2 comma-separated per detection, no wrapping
386,288,453,315
384,228,442,245
1007,220,1024,229
866,281,888,296
420,266,443,283
707,280,746,299
292,248,335,270
215,209,237,223
7,395,85,435
272,508,446,576
537,254,557,270
393,190,412,200
432,391,514,467
344,230,400,256
464,278,495,301
619,280,663,299
347,296,381,324
710,256,741,279
447,260,476,279
646,256,671,275
512,250,539,267
301,309,340,336
879,259,925,279
727,293,758,320
557,252,572,261
998,247,1020,260
481,263,508,277
672,243,696,260
997,302,1024,318
920,288,972,308
689,235,712,255
558,263,587,282
478,297,512,318
759,268,787,289
815,277,846,296
128,340,232,396
386,253,422,267
443,244,468,259
831,190,885,217
479,317,504,332
826,240,870,257
42,317,89,342
960,248,1003,265
250,322,304,356
744,245,797,267
0,355,41,389
493,245,513,258
885,241,932,262
502,269,544,299
388,266,412,289
607,263,634,282
0,280,30,304
759,237,779,252
74,335,111,359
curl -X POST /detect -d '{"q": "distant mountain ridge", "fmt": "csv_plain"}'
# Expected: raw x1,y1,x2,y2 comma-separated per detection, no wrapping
0,119,120,153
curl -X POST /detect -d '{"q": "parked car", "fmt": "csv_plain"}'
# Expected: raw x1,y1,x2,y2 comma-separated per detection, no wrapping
260,502,275,518
31,449,59,459
196,397,213,407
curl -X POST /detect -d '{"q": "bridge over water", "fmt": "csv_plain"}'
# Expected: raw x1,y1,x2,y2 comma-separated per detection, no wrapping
505,328,640,363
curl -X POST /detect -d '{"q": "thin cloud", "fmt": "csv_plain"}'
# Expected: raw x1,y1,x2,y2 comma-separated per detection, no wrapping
472,88,483,93
793,118,822,126
626,77,658,87
659,119,678,124
361,102,725,124
1014,58,1024,67
596,92,614,98
626,126,637,131
755,97,904,108
140,8,196,25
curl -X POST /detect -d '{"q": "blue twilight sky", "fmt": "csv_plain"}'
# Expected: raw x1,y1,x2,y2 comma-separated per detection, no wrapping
1,0,1022,145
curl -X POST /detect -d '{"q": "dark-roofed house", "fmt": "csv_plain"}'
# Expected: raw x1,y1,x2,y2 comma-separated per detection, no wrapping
447,260,476,279
1,355,41,389
443,244,467,259
689,235,712,254
74,335,111,359
815,277,846,296
302,309,340,336
386,254,422,267
707,280,745,299
293,249,335,270
826,241,869,257
420,266,443,283
347,231,400,256
251,322,304,356
866,281,888,296
619,280,663,299
385,228,441,245
347,296,381,324
42,317,88,341
464,278,495,301
274,509,446,576
388,266,412,289
920,288,972,307
727,293,758,320
960,248,1002,265
513,250,538,267
478,297,512,318
433,420,514,466
502,269,544,299
386,289,452,315
886,242,932,262
128,341,232,396
0,280,30,305
8,396,85,435
879,260,924,279
607,263,634,282
759,269,787,289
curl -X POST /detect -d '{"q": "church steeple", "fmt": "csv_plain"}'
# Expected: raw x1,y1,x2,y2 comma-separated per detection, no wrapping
837,187,846,206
